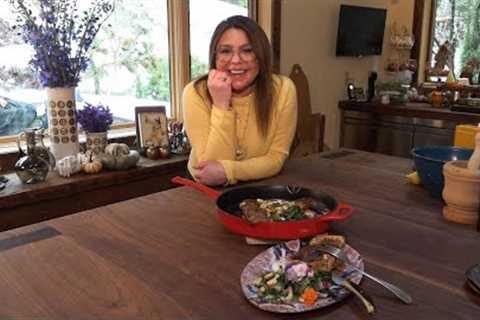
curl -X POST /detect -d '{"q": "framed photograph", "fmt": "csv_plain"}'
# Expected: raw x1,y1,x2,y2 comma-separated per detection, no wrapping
135,106,169,150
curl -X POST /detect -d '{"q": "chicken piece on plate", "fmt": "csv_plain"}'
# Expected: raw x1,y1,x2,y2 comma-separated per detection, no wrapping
309,253,338,272
309,234,346,248
294,234,347,272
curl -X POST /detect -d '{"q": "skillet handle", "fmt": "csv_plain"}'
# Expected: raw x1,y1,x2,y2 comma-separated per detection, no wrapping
320,204,353,222
171,176,221,200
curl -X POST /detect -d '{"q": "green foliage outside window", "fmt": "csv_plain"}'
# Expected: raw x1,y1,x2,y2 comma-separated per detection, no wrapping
433,0,480,76
135,56,170,101
220,0,248,7
190,56,209,80
460,1,480,67
134,55,208,101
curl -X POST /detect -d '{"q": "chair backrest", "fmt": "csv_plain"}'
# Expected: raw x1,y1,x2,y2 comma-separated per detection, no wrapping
289,64,325,158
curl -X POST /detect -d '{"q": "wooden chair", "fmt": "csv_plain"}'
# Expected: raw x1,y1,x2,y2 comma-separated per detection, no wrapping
288,64,325,158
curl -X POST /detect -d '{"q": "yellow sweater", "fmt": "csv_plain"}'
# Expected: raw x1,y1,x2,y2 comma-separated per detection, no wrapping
183,74,297,184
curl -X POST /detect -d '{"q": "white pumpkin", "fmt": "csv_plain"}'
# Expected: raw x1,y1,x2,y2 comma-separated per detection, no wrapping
99,150,140,170
105,143,130,157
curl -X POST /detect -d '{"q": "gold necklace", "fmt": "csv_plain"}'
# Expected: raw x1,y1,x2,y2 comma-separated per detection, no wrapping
234,95,252,160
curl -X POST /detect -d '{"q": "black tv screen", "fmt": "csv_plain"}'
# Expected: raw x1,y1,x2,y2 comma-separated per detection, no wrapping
336,5,387,57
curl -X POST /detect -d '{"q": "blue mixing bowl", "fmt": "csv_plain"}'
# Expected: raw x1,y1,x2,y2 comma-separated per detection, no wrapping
411,146,473,199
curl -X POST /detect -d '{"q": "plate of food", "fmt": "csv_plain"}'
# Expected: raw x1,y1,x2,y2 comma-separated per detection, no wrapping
240,234,364,313
171,177,353,239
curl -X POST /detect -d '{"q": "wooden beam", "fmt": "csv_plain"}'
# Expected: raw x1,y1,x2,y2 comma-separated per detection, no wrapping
272,0,281,74
411,0,426,85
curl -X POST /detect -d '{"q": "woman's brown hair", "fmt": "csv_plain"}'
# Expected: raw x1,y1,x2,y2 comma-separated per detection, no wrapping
194,15,273,137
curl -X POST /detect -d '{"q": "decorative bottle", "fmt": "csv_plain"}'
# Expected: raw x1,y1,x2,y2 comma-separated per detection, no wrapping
15,128,55,184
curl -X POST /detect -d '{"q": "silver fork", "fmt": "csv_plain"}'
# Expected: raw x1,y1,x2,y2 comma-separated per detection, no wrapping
318,244,413,304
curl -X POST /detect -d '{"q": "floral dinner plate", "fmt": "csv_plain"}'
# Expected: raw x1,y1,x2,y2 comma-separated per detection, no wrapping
240,240,364,313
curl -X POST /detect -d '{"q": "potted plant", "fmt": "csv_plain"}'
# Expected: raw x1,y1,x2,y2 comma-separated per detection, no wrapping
76,102,113,154
7,0,115,161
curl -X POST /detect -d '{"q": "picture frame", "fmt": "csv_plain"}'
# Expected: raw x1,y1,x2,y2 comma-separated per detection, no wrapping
135,106,169,150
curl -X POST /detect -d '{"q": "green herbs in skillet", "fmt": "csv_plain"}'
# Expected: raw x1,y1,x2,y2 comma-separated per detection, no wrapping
239,197,330,224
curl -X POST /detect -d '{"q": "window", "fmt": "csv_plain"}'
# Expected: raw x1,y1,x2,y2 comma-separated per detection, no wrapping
0,0,254,140
428,0,480,81
80,0,170,122
189,0,249,79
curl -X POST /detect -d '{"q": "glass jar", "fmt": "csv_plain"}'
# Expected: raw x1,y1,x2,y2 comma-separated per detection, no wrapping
431,91,444,108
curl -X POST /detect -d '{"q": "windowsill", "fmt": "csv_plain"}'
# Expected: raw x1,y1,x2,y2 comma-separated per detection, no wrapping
0,153,189,232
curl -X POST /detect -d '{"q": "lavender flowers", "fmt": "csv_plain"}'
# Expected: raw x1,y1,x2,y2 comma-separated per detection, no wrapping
8,0,115,88
76,102,113,133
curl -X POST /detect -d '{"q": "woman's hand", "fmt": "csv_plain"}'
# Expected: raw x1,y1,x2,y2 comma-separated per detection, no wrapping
193,160,228,186
207,69,232,109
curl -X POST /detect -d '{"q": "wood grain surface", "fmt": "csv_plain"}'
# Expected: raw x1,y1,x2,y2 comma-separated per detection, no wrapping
0,149,478,319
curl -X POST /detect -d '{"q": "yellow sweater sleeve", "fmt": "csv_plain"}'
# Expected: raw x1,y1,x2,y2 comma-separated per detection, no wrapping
183,82,236,162
219,77,297,184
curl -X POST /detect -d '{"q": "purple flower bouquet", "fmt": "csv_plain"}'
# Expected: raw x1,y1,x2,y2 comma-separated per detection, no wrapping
76,102,113,133
7,0,115,88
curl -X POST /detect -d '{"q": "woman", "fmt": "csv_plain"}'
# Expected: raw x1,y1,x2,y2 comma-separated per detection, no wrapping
183,15,297,186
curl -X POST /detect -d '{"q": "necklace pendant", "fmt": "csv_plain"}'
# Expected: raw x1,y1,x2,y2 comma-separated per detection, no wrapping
235,148,244,159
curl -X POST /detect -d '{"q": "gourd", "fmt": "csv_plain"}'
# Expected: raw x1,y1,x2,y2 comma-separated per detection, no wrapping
145,145,160,160
105,143,129,157
82,152,103,174
115,151,140,169
99,143,140,170
99,153,116,169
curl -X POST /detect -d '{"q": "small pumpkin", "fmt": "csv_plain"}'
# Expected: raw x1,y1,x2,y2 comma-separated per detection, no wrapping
145,145,160,160
158,146,170,159
82,152,103,174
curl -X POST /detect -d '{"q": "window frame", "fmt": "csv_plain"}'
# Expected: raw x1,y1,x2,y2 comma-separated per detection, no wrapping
411,0,433,85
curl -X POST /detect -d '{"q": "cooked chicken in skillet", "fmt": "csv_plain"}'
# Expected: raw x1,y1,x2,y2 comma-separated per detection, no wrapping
239,197,328,223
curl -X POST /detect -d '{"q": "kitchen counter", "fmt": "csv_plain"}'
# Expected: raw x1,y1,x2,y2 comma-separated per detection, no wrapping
339,100,480,123
0,149,477,319
339,100,480,158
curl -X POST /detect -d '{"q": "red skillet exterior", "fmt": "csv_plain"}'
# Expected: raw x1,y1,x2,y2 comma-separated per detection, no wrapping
171,176,353,239
216,203,352,239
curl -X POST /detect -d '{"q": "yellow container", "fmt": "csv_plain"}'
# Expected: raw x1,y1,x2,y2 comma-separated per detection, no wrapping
454,125,480,148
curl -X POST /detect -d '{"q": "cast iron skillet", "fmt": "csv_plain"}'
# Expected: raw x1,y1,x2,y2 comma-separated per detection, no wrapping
172,176,353,240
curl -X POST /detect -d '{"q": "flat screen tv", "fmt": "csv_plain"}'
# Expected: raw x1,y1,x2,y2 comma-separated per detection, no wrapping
336,5,387,57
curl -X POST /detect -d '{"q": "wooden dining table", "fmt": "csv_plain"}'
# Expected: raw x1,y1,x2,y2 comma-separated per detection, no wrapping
0,149,478,319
